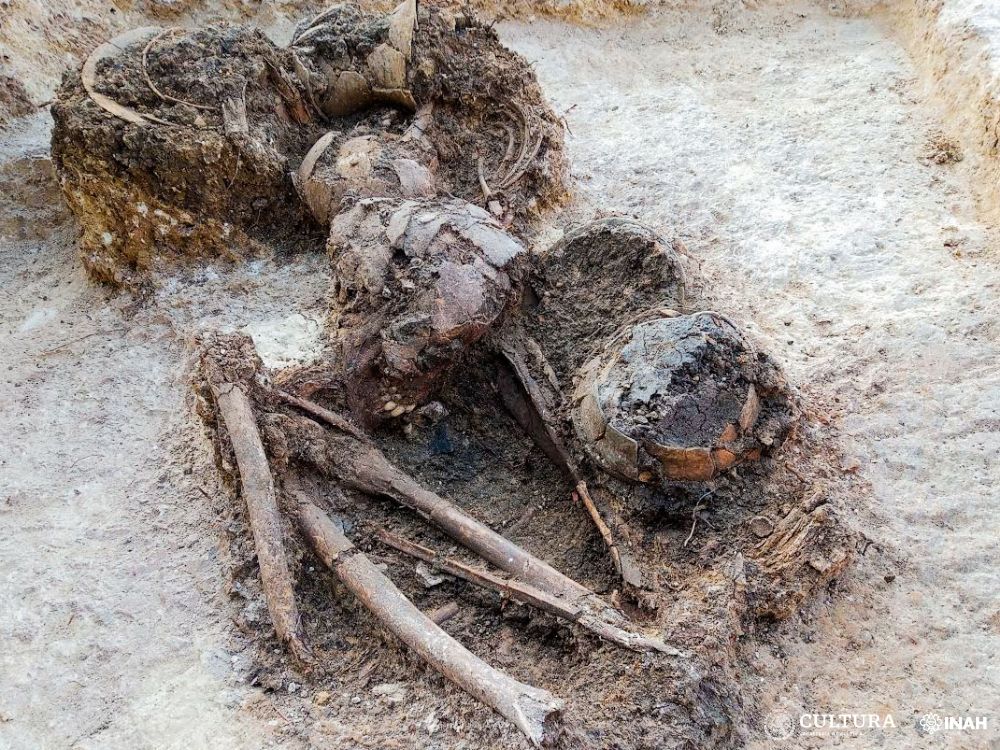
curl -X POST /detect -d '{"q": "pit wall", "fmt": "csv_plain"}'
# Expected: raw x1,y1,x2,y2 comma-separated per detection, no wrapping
878,0,1000,229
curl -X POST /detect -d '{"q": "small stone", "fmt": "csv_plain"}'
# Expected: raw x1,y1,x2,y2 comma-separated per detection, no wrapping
841,456,861,472
417,401,448,423
808,555,832,574
372,682,407,704
415,562,447,588
748,516,773,538
423,710,439,735
313,690,332,706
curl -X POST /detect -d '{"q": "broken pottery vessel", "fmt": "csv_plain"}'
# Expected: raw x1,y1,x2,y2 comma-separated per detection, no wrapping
573,311,796,483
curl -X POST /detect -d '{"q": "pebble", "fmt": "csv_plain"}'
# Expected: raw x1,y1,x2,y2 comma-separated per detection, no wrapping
372,682,407,705
749,516,774,538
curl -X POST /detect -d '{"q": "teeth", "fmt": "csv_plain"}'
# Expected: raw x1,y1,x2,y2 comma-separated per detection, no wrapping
383,401,397,411
390,405,406,417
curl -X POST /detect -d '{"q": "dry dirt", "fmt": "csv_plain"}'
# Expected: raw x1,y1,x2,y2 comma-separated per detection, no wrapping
502,3,1000,746
2,1,999,749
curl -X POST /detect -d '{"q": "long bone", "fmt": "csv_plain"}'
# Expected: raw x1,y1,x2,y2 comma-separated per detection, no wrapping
295,496,564,746
278,400,663,647
210,380,564,742
376,528,675,654
494,334,643,589
210,380,313,668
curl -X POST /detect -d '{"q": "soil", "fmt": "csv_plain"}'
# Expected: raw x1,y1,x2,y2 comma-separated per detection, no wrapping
49,5,568,288
190,173,850,745
505,3,1000,746
524,217,687,386
2,1,1000,749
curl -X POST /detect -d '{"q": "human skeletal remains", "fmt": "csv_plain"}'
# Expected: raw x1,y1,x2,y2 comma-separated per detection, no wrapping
51,3,845,745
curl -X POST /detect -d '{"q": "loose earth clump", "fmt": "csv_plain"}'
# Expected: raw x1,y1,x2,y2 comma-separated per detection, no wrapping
0,73,35,124
52,3,854,747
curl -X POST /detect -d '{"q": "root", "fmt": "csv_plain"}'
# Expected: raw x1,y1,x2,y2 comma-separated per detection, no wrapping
212,382,312,667
684,491,715,548
297,500,563,746
377,529,672,653
141,29,218,112
497,339,636,586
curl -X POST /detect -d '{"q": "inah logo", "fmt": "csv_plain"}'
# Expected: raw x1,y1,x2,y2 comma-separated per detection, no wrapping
917,713,990,733
919,714,944,734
